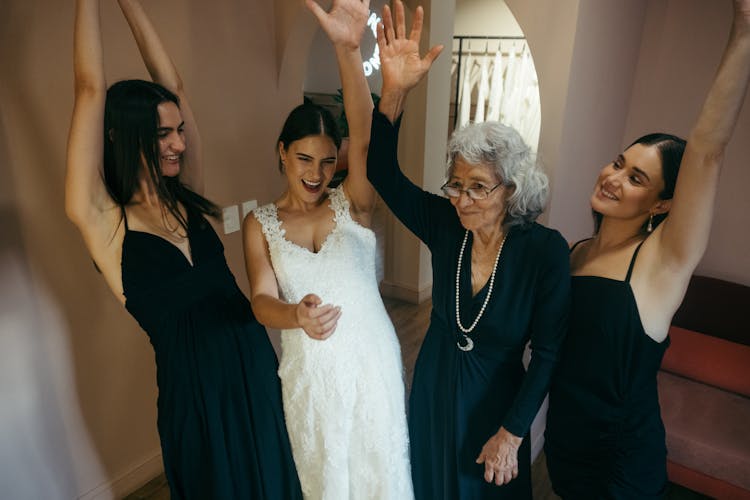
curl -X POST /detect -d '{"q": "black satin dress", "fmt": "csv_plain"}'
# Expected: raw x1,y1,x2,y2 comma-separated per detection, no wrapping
545,240,670,499
121,208,302,500
367,109,571,499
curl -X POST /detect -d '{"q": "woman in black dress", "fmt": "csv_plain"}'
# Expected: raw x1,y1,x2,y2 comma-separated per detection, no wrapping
366,3,570,498
65,0,301,498
544,1,750,498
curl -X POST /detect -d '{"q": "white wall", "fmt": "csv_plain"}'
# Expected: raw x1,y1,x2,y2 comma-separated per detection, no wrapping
454,0,523,37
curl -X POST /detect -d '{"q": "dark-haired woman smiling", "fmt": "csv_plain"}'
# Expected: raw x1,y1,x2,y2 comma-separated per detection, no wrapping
545,1,750,497
65,0,300,497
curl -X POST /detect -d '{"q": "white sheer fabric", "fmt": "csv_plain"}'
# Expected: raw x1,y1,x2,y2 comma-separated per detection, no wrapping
453,40,540,152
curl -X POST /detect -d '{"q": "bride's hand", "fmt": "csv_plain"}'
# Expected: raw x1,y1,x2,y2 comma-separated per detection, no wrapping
305,0,370,50
295,293,341,340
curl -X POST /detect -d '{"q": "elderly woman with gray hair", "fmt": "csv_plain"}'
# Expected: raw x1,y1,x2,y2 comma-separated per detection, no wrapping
365,2,569,499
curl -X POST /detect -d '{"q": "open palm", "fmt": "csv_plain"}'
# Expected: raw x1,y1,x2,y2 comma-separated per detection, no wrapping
377,1,443,94
305,0,370,49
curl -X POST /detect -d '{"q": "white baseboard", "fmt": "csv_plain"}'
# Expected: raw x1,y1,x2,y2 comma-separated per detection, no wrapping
380,280,432,304
78,450,163,500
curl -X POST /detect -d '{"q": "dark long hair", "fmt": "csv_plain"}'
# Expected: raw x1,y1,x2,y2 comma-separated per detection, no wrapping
103,79,220,230
593,133,686,234
276,103,341,172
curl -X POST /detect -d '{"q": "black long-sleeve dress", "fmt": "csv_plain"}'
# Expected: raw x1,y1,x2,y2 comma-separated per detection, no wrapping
367,109,570,499
121,208,302,500
545,240,670,499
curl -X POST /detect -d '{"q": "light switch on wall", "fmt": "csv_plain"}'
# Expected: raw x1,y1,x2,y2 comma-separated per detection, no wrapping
241,200,258,219
222,205,240,234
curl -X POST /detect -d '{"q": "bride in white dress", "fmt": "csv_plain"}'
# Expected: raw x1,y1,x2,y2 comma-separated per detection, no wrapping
242,1,413,498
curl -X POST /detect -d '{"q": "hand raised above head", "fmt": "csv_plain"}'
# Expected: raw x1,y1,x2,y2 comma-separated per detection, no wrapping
377,0,443,96
305,0,370,50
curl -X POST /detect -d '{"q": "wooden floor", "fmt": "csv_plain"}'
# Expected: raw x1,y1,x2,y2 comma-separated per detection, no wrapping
125,297,709,500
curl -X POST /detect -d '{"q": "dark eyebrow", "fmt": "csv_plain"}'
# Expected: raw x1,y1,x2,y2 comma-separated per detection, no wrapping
296,152,337,162
157,121,185,132
619,154,651,182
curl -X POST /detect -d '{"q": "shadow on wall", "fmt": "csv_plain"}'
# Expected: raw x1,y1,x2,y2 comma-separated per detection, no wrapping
1,1,159,497
0,113,105,497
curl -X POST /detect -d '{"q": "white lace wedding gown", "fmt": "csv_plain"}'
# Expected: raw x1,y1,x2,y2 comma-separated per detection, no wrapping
253,186,413,500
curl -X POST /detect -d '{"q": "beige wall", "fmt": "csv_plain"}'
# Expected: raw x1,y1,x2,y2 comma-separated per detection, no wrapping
540,0,649,240
623,0,750,284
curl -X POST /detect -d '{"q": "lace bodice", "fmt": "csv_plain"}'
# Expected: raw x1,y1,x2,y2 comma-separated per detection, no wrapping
252,186,413,499
253,186,379,310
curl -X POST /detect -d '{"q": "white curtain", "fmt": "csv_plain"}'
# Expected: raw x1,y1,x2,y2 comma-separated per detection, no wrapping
452,40,540,152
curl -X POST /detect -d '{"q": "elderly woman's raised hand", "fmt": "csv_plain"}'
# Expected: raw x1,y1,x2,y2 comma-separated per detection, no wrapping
305,0,370,50
376,0,442,119
476,427,522,486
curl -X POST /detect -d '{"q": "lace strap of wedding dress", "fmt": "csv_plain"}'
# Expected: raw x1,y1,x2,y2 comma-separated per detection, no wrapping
252,203,284,245
328,185,350,224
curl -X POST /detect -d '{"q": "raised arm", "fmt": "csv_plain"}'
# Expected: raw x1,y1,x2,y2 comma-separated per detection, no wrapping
117,0,204,193
65,0,111,227
375,0,443,123
306,0,375,219
656,0,750,270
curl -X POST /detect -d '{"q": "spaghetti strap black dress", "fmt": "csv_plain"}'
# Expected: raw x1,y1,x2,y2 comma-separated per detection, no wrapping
121,209,302,500
545,240,669,499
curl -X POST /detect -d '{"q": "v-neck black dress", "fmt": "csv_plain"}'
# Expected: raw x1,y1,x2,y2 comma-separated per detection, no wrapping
121,209,302,500
545,241,670,499
367,109,571,499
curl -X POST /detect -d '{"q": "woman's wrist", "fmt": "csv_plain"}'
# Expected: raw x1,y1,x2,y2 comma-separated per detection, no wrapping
497,427,522,448
378,88,407,123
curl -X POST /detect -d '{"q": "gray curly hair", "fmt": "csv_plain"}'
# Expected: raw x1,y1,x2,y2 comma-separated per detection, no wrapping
446,121,548,227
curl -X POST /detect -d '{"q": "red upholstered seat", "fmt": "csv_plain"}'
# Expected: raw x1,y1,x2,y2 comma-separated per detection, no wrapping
661,326,750,397
658,277,750,498
658,371,750,491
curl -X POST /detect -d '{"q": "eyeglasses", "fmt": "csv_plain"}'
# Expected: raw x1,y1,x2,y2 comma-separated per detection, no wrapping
440,181,503,200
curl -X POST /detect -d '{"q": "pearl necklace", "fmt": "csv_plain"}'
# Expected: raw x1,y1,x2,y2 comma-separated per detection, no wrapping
455,229,508,351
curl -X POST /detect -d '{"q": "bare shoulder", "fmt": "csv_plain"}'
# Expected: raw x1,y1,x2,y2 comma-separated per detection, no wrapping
243,208,262,231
